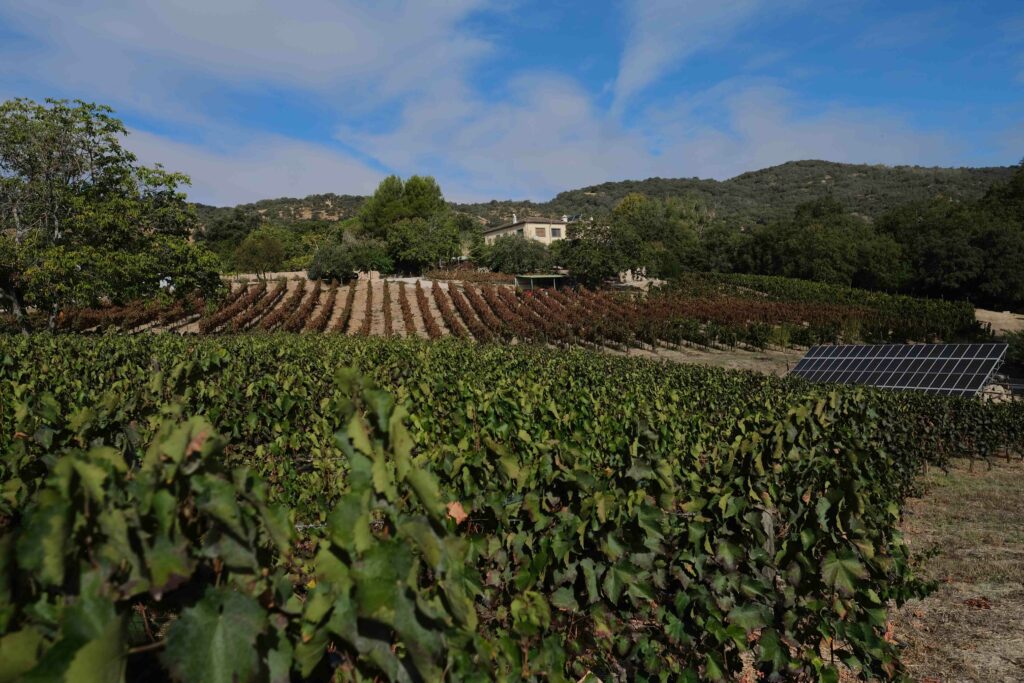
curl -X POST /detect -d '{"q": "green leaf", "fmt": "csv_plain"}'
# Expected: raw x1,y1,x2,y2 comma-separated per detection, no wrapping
727,604,769,631
17,490,69,586
550,587,579,612
0,629,44,682
145,535,194,599
353,543,409,622
821,551,868,597
327,495,372,554
71,458,108,503
23,596,125,683
163,587,267,683
192,476,245,538
405,468,443,520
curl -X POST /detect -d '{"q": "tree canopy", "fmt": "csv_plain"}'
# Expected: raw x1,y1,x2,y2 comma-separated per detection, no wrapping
481,236,551,274
745,197,905,291
876,165,1024,309
233,229,286,278
0,98,221,331
350,175,460,274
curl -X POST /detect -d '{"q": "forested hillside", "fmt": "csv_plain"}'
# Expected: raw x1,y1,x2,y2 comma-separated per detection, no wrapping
196,161,1015,228
195,192,365,225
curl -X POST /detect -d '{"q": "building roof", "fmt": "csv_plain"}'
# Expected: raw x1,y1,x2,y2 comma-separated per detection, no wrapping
483,216,572,234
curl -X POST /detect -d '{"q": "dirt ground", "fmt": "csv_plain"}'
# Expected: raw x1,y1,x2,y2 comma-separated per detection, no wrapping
976,308,1024,334
893,459,1024,682
616,344,806,376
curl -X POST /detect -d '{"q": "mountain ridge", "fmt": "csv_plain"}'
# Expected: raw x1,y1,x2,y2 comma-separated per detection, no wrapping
195,159,1017,228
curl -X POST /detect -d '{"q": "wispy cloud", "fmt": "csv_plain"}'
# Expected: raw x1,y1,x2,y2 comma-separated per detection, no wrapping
0,0,1015,205
0,0,491,121
128,130,383,206
611,0,768,115
345,74,962,202
855,7,954,49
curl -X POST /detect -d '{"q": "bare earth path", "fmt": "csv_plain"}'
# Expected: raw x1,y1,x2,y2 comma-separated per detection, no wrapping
369,279,386,336
400,282,429,338
386,281,405,337
327,285,350,332
976,308,1024,335
893,459,1024,682
347,280,368,335
614,345,806,376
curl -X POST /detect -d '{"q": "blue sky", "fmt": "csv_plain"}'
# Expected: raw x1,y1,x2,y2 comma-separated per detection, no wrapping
1,0,1021,205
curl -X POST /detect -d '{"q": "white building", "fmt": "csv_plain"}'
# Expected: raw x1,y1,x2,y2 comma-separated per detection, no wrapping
483,214,573,246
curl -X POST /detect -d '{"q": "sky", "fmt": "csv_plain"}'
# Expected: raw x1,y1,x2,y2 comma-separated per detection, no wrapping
0,0,1022,205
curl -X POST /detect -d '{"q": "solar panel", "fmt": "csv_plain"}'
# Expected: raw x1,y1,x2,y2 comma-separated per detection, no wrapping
788,343,1008,397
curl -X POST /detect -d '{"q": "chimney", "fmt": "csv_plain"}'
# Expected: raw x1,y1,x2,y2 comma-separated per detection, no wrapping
561,214,568,223
512,212,517,224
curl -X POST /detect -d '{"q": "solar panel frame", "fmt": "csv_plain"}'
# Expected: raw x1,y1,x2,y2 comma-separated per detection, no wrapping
788,343,1008,397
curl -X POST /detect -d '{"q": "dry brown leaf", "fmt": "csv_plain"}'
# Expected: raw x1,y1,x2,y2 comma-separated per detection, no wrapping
447,501,468,525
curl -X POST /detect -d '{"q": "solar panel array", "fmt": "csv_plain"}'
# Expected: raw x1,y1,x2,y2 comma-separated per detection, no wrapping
789,343,1008,396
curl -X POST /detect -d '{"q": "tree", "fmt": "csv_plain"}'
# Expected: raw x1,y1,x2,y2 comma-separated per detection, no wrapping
401,175,446,221
307,243,355,282
453,212,483,256
386,213,460,273
878,184,1024,308
358,174,448,239
481,236,550,274
746,198,905,291
558,221,633,286
0,98,221,332
202,207,262,245
233,230,285,278
358,175,405,239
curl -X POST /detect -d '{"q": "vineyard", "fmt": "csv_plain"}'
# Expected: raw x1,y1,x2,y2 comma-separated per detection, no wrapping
1,334,1021,681
35,271,983,351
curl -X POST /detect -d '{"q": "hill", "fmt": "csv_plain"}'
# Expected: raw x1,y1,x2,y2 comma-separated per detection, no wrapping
194,160,1016,228
456,160,1016,226
194,192,366,226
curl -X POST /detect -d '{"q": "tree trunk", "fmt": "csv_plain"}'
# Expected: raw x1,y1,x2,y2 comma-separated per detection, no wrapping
1,284,31,335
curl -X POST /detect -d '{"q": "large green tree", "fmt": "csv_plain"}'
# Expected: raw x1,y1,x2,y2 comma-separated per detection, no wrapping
746,197,905,291
877,168,1024,309
482,235,550,274
0,98,221,332
557,220,636,286
358,174,446,240
233,229,286,278
355,175,459,273
386,213,460,273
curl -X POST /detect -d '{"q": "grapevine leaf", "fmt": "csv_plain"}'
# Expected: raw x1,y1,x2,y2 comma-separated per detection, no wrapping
821,551,868,596
0,628,44,681
163,587,267,683
24,595,125,683
727,604,769,631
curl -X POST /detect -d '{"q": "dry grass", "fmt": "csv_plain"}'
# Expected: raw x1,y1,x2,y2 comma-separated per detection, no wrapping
893,458,1024,682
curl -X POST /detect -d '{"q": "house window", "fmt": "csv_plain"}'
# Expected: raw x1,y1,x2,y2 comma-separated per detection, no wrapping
535,226,546,238
516,228,524,236
551,227,561,238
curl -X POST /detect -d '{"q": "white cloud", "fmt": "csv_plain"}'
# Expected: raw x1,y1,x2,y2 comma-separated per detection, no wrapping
662,85,961,176
128,130,383,206
0,0,491,118
346,76,962,202
345,73,655,201
612,0,768,114
0,0,998,206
